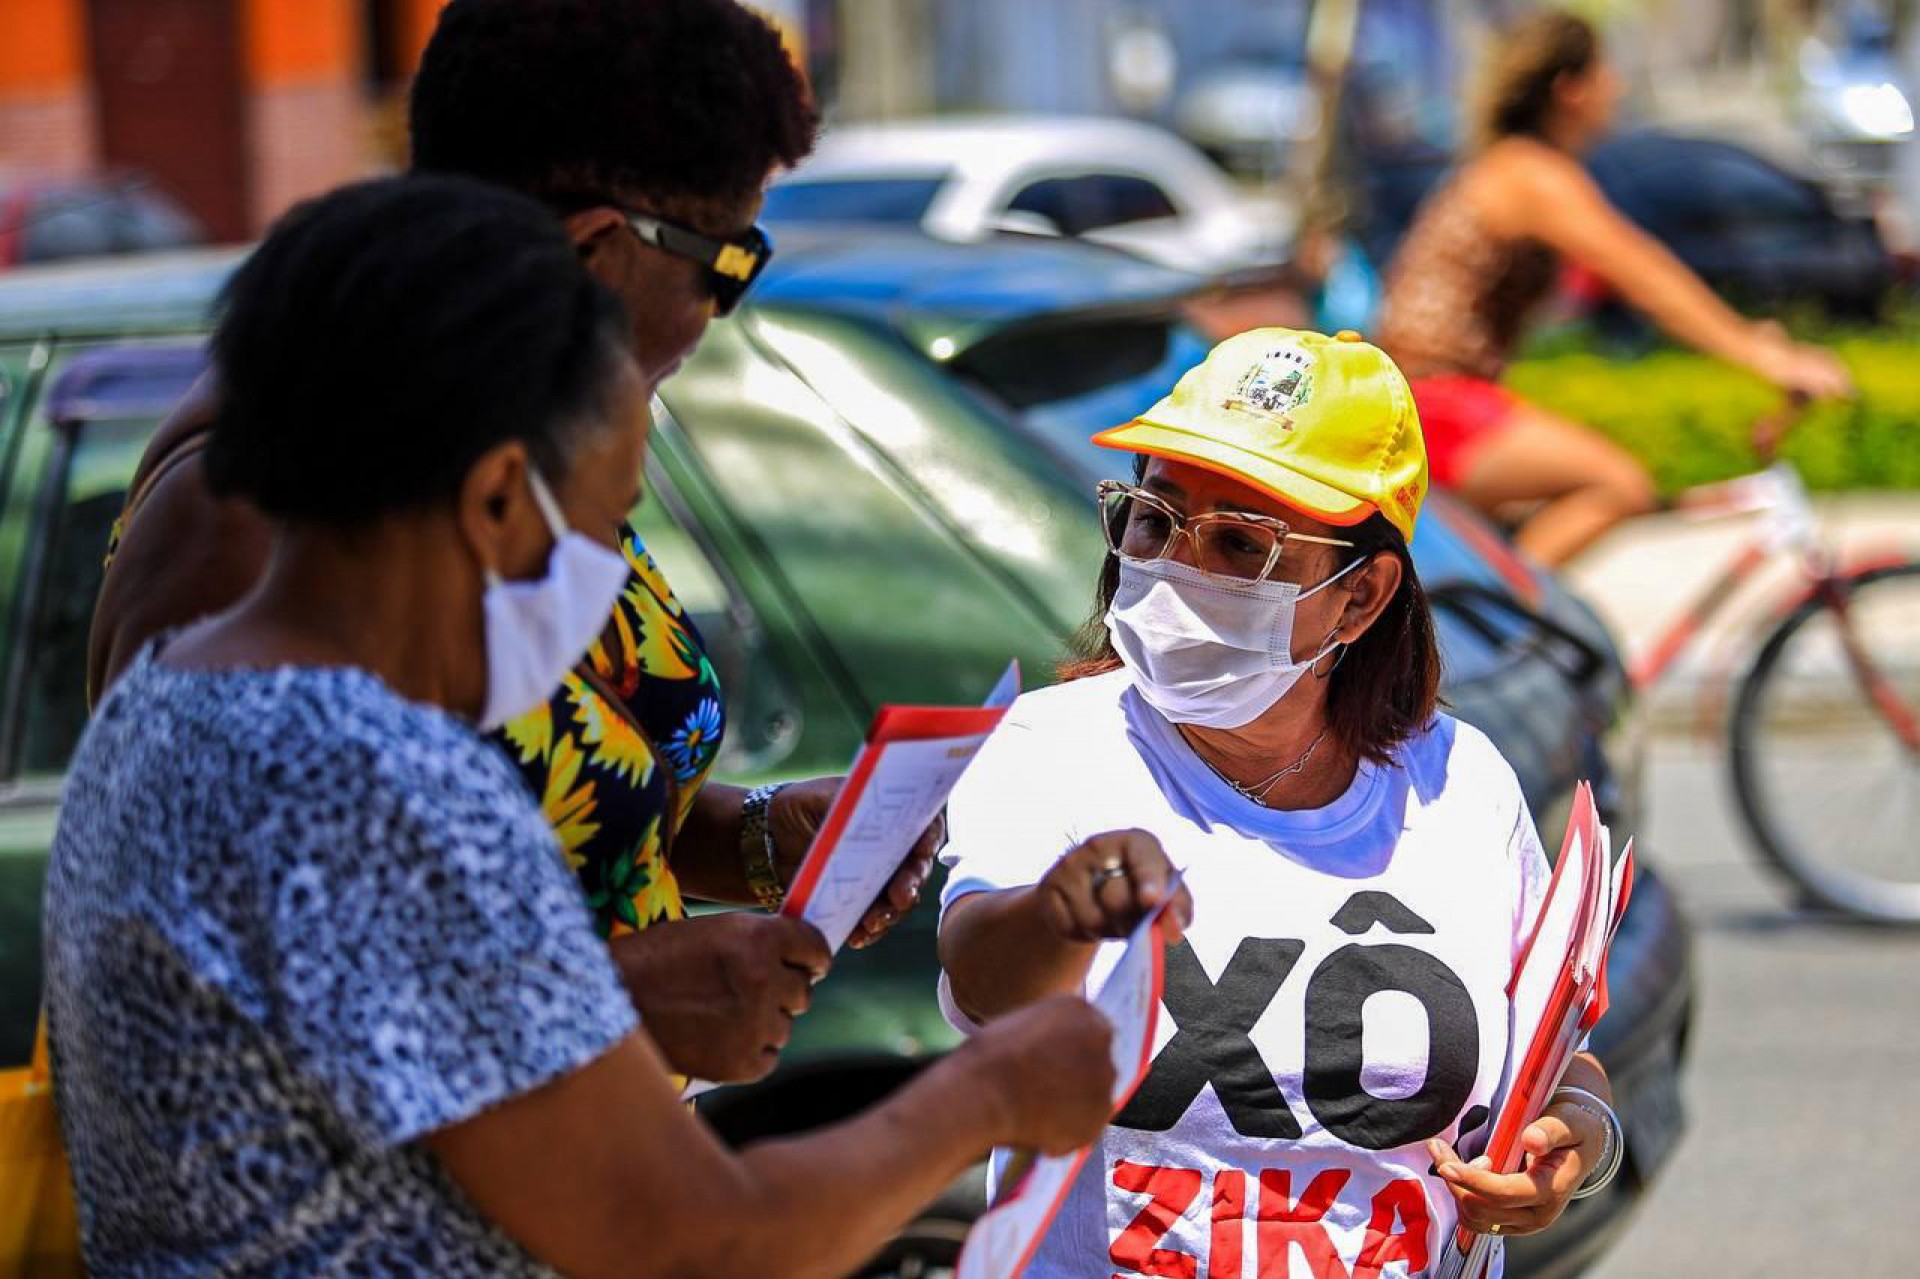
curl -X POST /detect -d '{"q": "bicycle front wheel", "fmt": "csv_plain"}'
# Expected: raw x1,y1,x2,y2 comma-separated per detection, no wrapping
1730,561,1920,923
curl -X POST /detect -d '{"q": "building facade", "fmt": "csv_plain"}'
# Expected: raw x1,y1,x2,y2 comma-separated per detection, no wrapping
1,0,443,241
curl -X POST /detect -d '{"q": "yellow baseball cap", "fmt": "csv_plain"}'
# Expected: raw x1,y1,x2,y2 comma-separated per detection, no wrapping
1094,327,1428,541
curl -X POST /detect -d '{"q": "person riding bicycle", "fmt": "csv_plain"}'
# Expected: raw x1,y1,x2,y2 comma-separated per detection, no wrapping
1378,8,1853,568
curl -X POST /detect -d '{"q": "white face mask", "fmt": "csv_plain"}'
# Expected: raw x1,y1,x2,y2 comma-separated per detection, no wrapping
477,470,632,731
1105,554,1363,730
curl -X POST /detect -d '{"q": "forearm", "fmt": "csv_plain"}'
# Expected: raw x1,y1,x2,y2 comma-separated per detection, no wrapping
1613,252,1765,371
439,1032,1013,1279
939,888,1098,1023
706,1051,1009,1278
671,781,754,904
1560,1051,1612,1105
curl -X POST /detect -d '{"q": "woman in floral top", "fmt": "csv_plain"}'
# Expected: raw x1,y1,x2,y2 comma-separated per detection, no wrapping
85,0,940,1087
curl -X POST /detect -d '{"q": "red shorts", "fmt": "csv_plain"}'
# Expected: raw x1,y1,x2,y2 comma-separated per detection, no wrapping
1406,375,1520,489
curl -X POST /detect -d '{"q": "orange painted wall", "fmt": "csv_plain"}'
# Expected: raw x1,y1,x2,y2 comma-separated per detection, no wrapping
242,0,361,87
0,0,89,93
394,0,447,75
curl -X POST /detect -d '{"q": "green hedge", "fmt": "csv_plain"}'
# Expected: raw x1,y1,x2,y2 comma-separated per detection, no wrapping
1503,332,1920,494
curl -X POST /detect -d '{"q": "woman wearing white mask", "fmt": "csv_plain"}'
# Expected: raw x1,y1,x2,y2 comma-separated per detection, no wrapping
44,176,1120,1278
937,328,1623,1278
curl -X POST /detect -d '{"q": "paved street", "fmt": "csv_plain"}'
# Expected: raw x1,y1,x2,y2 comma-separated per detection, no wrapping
1567,514,1920,1278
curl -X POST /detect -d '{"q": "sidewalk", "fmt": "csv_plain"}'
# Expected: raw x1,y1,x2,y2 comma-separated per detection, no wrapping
1555,493,1920,729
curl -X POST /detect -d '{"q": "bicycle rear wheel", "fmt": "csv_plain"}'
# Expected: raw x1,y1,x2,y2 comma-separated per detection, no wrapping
1729,561,1920,923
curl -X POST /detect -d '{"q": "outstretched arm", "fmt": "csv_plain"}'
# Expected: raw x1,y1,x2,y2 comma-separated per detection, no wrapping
428,996,1116,1279
1509,145,1850,398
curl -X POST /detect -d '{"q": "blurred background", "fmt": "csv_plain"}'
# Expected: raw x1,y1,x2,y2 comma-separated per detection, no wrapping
2,1,1917,1276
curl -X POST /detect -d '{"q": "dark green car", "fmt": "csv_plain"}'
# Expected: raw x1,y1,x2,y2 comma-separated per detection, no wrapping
0,230,1689,1278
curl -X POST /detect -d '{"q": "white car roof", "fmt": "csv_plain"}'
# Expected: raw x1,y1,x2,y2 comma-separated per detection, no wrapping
792,114,1232,194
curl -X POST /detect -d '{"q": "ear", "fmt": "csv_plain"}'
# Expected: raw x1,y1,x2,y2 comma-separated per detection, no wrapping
456,440,541,581
1334,552,1404,645
562,206,629,266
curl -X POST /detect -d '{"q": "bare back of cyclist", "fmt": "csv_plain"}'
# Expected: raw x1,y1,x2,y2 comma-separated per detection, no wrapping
1379,8,1850,567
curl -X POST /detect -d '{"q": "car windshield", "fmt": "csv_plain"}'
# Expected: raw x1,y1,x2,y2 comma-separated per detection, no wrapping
762,176,949,224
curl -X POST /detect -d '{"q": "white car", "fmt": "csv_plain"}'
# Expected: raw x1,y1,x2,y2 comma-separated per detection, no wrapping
763,115,1292,278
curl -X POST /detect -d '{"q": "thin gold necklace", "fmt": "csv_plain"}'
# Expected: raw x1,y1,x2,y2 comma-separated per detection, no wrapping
1196,727,1329,807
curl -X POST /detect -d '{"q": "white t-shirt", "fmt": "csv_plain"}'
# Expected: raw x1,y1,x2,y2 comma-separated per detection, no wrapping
938,670,1550,1279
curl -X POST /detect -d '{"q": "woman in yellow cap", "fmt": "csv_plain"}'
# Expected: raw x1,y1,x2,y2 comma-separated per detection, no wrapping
936,328,1622,1278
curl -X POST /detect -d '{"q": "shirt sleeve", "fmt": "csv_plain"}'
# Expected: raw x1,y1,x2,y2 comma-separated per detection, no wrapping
262,729,638,1147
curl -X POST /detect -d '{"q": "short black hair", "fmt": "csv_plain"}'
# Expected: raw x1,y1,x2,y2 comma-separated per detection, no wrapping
409,0,818,218
205,175,632,525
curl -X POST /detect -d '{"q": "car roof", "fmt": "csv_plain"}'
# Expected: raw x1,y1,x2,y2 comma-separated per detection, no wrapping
791,114,1223,185
0,230,1201,355
0,246,243,340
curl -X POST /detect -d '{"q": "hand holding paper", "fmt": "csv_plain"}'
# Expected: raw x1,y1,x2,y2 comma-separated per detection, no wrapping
780,664,1018,953
763,775,944,951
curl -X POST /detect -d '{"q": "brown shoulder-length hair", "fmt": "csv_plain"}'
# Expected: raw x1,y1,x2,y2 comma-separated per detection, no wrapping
1061,456,1442,768
1471,9,1600,152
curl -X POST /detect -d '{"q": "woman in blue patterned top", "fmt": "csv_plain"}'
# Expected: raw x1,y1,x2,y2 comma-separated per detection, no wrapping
46,176,1118,1278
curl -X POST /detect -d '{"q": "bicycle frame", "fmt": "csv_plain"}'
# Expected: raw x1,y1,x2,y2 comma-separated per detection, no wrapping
1630,459,1920,753
1628,464,1818,692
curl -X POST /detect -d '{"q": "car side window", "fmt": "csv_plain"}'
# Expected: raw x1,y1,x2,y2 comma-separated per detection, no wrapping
1007,176,1081,233
1007,173,1180,237
1084,173,1180,227
12,416,150,774
20,192,117,264
3,343,203,778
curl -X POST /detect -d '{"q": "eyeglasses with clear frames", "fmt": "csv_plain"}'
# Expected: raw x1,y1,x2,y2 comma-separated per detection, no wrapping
1096,479,1356,583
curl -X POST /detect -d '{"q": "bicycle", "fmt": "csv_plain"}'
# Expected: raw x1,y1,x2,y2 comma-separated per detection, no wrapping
1625,398,1920,924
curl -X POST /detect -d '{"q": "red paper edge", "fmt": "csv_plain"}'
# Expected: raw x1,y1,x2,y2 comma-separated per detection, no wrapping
870,704,1009,742
962,917,1170,1279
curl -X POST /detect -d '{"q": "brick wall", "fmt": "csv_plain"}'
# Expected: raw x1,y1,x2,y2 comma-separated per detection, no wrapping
0,90,97,177
247,80,374,231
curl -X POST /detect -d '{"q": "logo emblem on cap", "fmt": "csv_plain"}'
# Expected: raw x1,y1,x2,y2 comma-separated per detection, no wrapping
1224,343,1315,429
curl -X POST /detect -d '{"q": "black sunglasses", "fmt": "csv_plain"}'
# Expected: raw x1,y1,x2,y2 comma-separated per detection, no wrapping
625,213,774,316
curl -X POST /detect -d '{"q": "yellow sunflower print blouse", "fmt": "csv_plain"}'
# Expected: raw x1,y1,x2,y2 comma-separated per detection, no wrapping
493,522,725,938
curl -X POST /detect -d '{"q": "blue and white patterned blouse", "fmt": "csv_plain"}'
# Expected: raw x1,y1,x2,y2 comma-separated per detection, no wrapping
44,648,639,1276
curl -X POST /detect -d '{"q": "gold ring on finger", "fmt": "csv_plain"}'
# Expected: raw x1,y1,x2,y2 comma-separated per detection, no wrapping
1090,863,1128,888
1488,1224,1504,1237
